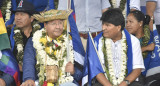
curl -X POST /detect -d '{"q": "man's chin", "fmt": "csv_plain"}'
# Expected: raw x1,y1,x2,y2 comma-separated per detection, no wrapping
103,34,109,38
16,25,23,28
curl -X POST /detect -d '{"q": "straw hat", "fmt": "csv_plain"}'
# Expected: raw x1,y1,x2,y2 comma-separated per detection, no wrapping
32,9,73,23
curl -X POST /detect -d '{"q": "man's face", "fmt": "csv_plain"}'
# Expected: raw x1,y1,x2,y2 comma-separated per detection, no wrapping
102,22,121,39
44,20,64,39
14,12,33,29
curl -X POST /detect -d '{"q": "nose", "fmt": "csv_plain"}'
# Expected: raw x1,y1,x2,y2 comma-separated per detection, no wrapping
55,24,60,28
102,25,107,31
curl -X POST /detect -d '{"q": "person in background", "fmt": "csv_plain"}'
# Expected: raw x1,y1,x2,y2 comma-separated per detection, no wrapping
146,0,160,34
7,0,40,83
109,0,140,18
58,0,111,51
126,10,155,85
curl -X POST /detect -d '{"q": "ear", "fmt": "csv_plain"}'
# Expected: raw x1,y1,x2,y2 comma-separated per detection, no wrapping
139,21,143,27
44,23,47,28
30,17,34,22
117,25,121,31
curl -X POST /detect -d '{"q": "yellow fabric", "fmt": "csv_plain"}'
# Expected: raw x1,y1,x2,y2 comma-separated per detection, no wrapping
47,83,54,86
0,18,7,34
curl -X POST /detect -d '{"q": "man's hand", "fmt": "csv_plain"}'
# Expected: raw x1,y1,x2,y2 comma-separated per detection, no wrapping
65,62,75,75
0,78,6,86
119,81,128,86
21,80,35,86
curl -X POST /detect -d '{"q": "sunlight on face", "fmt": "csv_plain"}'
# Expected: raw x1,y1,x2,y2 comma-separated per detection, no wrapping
44,20,64,39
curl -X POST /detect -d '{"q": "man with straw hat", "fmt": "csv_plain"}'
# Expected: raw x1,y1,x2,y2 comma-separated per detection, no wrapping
21,9,83,86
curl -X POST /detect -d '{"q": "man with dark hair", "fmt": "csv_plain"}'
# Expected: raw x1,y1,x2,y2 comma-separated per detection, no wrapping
8,0,40,82
91,8,145,86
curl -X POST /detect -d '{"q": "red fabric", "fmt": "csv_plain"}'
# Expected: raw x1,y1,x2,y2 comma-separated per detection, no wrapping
43,81,47,86
0,10,2,18
13,71,20,86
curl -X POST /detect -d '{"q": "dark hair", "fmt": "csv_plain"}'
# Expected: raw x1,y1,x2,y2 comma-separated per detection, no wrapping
129,10,150,27
100,8,125,30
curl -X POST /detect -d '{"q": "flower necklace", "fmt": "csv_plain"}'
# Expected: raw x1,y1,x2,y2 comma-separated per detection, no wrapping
140,25,150,58
102,31,127,86
14,22,41,65
5,1,11,22
109,0,127,17
1,0,11,19
33,28,74,86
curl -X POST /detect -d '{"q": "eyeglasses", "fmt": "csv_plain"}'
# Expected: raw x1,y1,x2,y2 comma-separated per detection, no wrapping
47,21,64,26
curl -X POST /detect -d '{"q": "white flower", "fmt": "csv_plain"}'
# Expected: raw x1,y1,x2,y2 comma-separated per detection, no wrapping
104,30,127,85
33,28,74,84
5,1,11,22
14,30,20,33
17,44,23,52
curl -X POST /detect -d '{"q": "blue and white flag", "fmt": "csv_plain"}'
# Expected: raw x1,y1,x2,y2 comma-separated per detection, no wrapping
127,0,130,15
82,29,134,86
69,14,85,65
68,0,85,65
146,24,160,80
82,32,104,86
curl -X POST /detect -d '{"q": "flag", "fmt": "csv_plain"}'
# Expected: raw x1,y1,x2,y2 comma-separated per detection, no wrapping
0,49,20,86
145,24,160,82
82,29,133,85
82,32,104,86
127,0,130,15
69,0,85,65
71,0,76,21
5,0,17,26
0,10,20,86
0,10,10,50
46,0,55,10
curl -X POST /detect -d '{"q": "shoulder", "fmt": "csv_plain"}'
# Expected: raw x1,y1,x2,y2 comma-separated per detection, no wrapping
130,34,140,45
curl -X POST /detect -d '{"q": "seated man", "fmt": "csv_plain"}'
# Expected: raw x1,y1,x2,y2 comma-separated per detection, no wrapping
21,9,83,86
92,8,145,86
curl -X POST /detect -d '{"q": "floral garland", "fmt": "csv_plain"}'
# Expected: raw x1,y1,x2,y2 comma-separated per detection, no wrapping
33,28,74,86
109,0,127,17
102,31,127,86
5,1,11,23
141,25,150,58
14,21,41,65
1,0,10,17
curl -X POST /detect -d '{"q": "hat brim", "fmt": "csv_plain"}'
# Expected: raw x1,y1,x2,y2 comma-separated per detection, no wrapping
33,9,73,23
12,9,38,15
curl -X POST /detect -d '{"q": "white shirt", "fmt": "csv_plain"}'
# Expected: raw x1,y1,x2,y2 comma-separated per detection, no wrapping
58,0,111,32
96,34,145,78
146,0,160,25
115,0,140,10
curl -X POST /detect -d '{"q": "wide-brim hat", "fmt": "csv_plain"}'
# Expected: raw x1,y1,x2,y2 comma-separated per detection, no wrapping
12,0,37,15
32,9,73,23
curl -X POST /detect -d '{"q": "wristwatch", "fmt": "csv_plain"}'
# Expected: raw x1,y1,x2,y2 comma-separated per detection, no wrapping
124,79,130,85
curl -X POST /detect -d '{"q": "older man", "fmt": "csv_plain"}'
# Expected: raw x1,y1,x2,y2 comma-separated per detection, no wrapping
21,9,83,86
